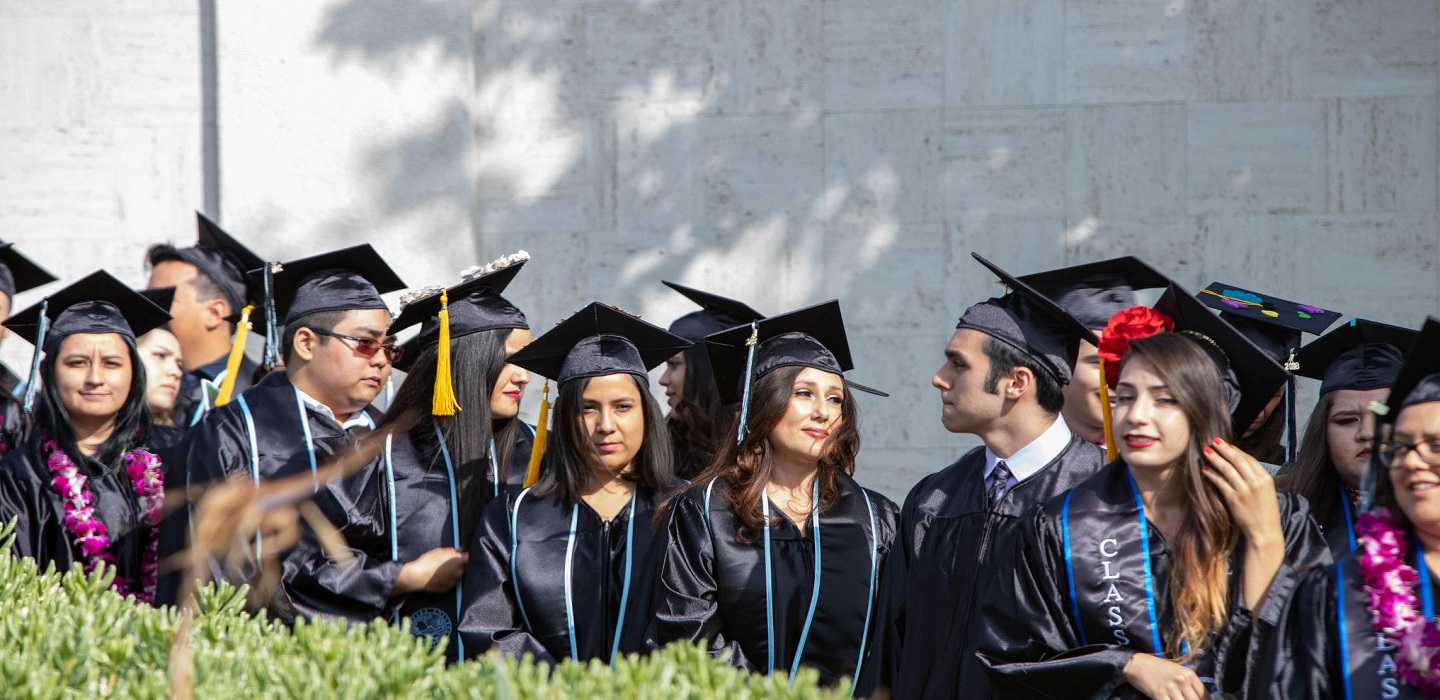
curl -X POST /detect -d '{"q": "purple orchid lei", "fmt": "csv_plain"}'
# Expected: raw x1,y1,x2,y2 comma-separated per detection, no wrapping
1356,508,1440,695
43,439,164,604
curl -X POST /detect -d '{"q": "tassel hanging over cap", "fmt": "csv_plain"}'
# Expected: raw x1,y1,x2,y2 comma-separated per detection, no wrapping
21,299,48,414
214,304,254,408
261,262,281,371
1099,355,1117,462
432,289,461,416
523,379,550,488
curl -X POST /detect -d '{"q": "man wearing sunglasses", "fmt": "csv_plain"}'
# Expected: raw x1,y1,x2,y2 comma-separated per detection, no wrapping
157,244,407,609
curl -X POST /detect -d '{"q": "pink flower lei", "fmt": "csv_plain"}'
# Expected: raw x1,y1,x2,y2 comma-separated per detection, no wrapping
43,439,164,604
1356,508,1440,695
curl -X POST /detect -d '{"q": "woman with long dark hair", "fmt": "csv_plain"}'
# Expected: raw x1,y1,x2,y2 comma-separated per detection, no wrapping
649,301,898,687
659,281,763,479
458,302,688,663
978,287,1328,700
278,256,532,660
0,272,171,604
1254,316,1440,699
1279,320,1415,558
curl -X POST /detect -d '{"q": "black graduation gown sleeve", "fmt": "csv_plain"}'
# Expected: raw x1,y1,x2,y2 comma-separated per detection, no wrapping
279,455,403,622
647,488,752,669
977,489,1329,700
1249,565,1340,700
456,491,556,663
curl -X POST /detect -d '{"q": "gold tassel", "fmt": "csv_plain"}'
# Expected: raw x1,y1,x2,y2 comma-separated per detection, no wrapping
431,289,461,416
214,305,254,408
523,379,550,488
1099,355,1117,461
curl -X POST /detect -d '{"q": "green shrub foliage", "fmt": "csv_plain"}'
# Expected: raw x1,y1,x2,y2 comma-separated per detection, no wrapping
0,524,846,699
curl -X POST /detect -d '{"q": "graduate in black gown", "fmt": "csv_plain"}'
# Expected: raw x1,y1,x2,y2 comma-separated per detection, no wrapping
978,284,1330,700
0,240,58,442
861,254,1106,699
158,244,405,609
0,272,171,603
458,303,689,663
1198,283,1342,468
145,212,267,428
1280,319,1416,559
281,253,534,659
659,281,763,480
1252,316,1440,700
649,300,897,687
1019,256,1170,448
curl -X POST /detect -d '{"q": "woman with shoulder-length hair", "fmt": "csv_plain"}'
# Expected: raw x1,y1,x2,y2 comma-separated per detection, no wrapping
649,301,899,687
658,281,764,480
1254,316,1440,700
278,255,534,660
1279,319,1415,559
0,272,172,604
457,302,689,663
978,285,1329,700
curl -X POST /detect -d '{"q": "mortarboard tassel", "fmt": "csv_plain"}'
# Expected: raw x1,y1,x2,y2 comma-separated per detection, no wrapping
1098,355,1118,462
214,305,254,408
523,379,550,488
261,262,281,371
21,299,48,414
431,289,461,416
736,322,760,446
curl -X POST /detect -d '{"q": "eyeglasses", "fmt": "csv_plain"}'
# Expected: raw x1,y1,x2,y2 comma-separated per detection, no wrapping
308,328,403,364
1377,440,1440,469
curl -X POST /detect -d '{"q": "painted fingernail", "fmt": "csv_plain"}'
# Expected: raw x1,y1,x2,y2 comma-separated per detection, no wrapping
1211,437,1223,446
1203,446,1215,455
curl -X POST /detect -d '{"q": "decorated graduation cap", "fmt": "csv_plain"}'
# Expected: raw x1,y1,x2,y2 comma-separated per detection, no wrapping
1197,283,1341,366
1097,282,1290,459
1016,255,1171,330
1294,318,1416,396
0,240,56,302
957,253,1100,386
507,302,690,386
663,280,765,342
4,270,172,412
389,251,530,415
705,300,888,446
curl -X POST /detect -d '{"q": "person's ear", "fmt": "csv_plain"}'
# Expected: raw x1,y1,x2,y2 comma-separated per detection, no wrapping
292,328,320,362
202,298,230,333
1006,366,1034,400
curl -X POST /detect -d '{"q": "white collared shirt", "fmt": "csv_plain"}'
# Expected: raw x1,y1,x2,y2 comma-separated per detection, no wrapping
983,414,1073,490
294,387,376,432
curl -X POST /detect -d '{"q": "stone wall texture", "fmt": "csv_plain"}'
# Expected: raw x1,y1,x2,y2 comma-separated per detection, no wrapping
1,0,1437,500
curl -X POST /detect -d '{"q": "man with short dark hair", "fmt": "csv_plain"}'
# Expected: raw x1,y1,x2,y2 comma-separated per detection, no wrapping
145,213,266,426
860,254,1106,699
157,244,405,608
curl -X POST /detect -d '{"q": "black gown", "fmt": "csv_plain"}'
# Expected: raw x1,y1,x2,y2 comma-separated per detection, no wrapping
279,422,536,661
649,472,899,686
155,371,367,607
457,477,683,664
1253,552,1435,700
976,460,1330,699
860,433,1105,699
173,352,258,429
0,436,166,601
0,364,26,447
1320,486,1360,561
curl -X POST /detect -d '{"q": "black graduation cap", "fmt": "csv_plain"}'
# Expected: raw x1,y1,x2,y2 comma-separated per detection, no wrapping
164,213,267,313
1293,318,1417,395
137,287,177,322
958,253,1100,386
1197,283,1341,365
389,256,529,345
1016,256,1171,330
0,241,56,301
250,244,407,326
1377,317,1440,423
506,302,690,386
5,270,172,348
663,280,765,342
705,300,887,406
1151,282,1290,434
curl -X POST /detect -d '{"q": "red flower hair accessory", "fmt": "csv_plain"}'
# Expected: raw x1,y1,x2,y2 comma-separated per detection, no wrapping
1098,306,1174,387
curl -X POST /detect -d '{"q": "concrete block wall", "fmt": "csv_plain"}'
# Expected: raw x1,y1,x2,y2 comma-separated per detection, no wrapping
1,0,1437,501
